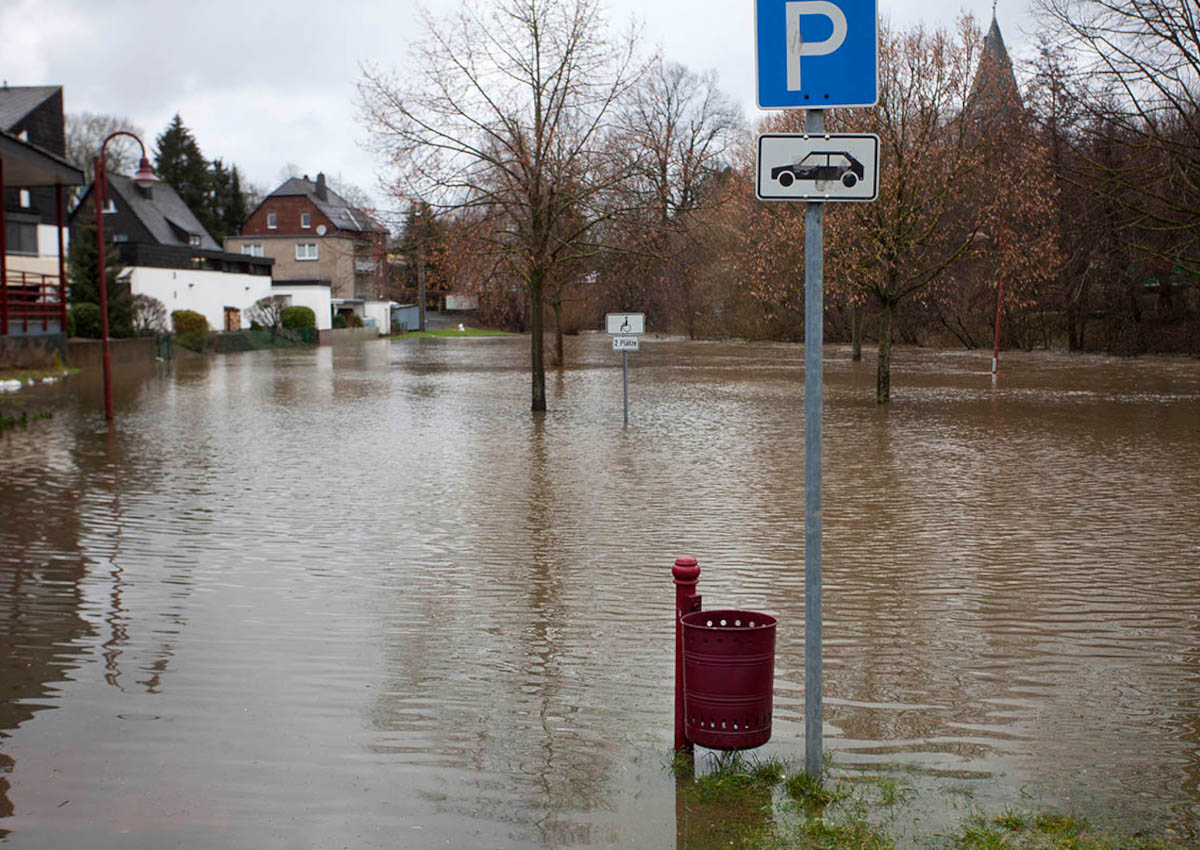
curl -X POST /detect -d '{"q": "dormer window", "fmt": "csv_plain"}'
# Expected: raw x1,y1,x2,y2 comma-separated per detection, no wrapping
267,212,278,229
189,235,202,247
300,212,311,229
103,200,117,214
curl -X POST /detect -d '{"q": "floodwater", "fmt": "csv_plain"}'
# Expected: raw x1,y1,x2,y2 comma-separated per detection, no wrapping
1,335,1198,848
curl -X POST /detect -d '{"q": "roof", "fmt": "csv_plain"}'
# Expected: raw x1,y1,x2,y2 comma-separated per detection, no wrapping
105,173,221,250
268,175,379,233
982,16,1012,71
0,127,84,187
0,86,60,131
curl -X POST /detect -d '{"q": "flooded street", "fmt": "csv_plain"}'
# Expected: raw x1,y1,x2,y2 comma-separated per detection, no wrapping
2,335,1198,848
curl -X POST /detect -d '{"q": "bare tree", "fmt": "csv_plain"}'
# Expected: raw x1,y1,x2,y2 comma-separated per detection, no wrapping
359,0,646,412
65,112,143,188
130,294,167,336
247,296,286,334
610,59,745,336
1037,0,1200,275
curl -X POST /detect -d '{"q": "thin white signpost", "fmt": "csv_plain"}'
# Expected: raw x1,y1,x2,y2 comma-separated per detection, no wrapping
755,0,879,781
606,313,645,424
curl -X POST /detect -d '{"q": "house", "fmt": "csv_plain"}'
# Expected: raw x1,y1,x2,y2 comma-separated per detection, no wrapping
225,172,390,333
1,85,83,342
71,174,275,332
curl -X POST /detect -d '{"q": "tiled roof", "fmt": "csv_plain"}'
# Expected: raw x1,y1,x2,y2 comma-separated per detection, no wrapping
269,175,378,233
108,173,221,251
0,86,60,131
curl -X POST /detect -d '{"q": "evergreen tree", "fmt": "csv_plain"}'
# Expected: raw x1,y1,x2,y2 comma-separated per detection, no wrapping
68,206,132,337
226,166,248,237
154,114,212,233
207,158,232,241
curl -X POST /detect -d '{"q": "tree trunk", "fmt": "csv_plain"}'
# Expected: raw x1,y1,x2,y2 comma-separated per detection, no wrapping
876,299,893,404
530,271,547,412
552,294,564,367
851,303,863,361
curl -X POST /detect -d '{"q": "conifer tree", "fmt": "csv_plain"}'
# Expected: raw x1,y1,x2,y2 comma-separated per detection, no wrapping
68,207,132,337
154,114,212,232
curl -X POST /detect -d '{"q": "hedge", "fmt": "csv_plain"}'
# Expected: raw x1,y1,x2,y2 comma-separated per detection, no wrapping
171,310,208,335
70,303,102,339
281,306,316,329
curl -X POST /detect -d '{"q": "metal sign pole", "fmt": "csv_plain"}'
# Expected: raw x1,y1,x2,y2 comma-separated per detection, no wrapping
623,350,629,424
804,107,825,780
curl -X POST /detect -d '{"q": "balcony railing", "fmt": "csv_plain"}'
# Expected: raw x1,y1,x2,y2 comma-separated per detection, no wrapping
1,270,67,336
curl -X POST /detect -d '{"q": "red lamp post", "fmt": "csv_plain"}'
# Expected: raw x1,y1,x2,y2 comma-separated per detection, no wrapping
93,132,158,420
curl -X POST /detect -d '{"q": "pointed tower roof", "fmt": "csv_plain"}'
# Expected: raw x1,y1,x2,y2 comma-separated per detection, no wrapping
969,11,1022,119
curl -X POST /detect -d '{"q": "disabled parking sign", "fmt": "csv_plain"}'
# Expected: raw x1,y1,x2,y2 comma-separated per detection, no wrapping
755,0,878,109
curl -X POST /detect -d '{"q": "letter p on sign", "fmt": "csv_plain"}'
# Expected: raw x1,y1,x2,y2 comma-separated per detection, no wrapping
786,1,848,90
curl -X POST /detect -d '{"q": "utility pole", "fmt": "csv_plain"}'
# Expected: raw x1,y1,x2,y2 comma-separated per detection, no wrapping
413,207,427,332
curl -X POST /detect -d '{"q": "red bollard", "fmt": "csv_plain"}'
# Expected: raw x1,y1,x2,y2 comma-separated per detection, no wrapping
673,557,702,752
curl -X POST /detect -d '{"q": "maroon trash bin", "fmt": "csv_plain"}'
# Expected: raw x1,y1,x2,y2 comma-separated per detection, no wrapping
681,609,776,750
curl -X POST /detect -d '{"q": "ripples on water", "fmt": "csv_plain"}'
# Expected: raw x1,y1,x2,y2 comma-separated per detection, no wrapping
0,337,1197,847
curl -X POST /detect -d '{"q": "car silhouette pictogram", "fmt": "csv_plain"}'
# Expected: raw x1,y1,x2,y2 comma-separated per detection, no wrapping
771,151,865,189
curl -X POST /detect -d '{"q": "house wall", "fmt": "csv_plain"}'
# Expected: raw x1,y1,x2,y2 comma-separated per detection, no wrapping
240,194,335,237
5,224,68,278
226,235,356,300
362,300,391,335
126,266,272,332
270,283,333,330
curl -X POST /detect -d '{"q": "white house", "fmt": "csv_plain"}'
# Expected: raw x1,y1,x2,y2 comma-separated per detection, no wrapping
72,173,276,331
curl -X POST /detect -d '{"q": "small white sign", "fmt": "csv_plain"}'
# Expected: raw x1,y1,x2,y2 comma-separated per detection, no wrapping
612,336,640,352
757,133,880,201
606,313,646,335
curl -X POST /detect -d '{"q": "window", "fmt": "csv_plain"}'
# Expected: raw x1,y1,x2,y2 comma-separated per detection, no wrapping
241,243,264,257
18,189,30,208
113,234,129,243
189,234,202,247
103,199,117,214
300,211,311,228
296,243,318,261
267,212,277,229
4,221,37,255
17,129,28,142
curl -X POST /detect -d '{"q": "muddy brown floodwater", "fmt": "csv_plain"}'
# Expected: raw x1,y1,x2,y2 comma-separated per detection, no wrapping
1,335,1198,848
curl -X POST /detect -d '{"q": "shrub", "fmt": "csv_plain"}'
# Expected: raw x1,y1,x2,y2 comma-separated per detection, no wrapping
281,305,316,329
332,314,347,329
346,312,364,328
171,309,208,335
70,303,103,338
131,294,168,336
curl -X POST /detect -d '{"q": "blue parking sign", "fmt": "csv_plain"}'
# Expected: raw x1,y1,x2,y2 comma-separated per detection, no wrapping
756,0,878,109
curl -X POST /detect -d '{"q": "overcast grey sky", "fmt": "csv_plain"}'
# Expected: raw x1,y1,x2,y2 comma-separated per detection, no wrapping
2,0,1030,209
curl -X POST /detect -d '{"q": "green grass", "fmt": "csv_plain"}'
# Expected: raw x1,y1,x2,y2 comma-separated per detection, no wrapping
0,366,75,382
384,326,513,339
664,750,1185,850
0,410,53,434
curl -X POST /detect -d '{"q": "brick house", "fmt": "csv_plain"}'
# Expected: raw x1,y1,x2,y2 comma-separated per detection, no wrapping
225,173,390,331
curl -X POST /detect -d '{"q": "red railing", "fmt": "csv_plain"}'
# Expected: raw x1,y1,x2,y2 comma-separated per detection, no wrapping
2,270,66,335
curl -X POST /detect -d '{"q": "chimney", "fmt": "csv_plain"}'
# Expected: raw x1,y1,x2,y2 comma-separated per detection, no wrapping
315,172,328,202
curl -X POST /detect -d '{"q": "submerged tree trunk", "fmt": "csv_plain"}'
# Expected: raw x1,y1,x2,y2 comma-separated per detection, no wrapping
851,303,863,361
876,299,893,404
551,293,564,367
530,270,547,412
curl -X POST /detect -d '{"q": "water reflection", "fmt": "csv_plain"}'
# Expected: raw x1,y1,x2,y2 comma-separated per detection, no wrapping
0,338,1197,846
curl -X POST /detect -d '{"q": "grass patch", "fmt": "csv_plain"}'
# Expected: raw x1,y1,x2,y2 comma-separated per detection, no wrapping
0,410,53,434
954,810,1180,850
664,750,1184,850
0,367,74,382
384,326,513,339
